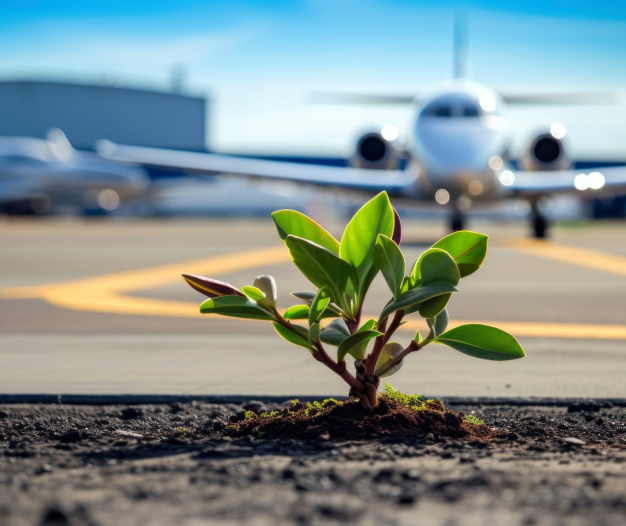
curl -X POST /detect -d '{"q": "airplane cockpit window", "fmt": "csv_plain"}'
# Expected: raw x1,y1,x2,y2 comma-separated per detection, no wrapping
434,106,452,117
422,104,452,117
463,105,479,117
421,102,483,118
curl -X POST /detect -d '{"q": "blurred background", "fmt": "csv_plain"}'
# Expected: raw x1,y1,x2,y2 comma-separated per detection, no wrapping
1,0,626,220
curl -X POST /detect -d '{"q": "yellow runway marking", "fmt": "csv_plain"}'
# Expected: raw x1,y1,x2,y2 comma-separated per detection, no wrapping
0,246,291,318
2,241,626,339
509,239,626,277
397,319,626,340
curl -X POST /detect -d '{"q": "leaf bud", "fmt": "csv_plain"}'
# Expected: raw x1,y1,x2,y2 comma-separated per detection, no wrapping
392,207,402,246
253,275,278,309
182,274,244,298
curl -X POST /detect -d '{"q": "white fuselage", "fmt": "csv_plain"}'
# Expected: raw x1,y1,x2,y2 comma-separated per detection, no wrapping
0,135,149,208
410,80,510,200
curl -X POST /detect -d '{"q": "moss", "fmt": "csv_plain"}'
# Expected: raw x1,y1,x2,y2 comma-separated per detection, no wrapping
464,414,484,426
244,411,256,420
260,410,281,418
382,383,434,411
251,426,266,437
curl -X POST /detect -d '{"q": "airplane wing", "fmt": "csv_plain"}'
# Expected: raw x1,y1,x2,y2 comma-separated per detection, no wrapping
500,92,624,105
309,91,625,106
505,166,626,197
96,141,418,195
309,92,417,105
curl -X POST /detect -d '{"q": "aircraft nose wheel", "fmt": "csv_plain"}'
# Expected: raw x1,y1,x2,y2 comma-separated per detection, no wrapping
450,211,465,232
531,201,548,239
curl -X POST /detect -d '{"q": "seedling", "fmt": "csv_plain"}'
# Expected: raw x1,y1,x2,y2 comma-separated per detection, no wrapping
183,192,525,409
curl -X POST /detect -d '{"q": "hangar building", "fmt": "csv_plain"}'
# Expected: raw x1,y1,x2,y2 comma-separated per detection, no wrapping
0,80,207,151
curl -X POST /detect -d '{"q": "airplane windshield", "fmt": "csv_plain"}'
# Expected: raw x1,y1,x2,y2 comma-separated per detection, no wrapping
421,102,483,118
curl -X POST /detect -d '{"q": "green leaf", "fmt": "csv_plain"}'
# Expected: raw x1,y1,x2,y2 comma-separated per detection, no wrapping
431,231,488,278
408,248,460,319
357,319,377,333
200,296,275,321
375,234,406,299
284,304,310,320
290,291,342,318
340,192,394,288
399,276,411,295
309,322,321,344
426,308,449,338
320,318,351,347
337,329,383,362
379,280,459,323
411,248,460,287
285,235,357,314
432,324,526,361
272,210,340,254
360,263,380,302
309,286,331,326
273,322,315,352
353,319,378,358
242,285,265,302
290,291,316,302
415,329,423,344
417,294,451,318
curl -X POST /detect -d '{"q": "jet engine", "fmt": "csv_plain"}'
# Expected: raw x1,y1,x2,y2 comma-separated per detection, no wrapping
519,132,571,171
349,133,399,170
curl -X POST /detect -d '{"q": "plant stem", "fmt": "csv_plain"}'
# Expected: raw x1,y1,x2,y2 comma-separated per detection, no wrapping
313,339,365,392
274,307,365,393
383,310,404,345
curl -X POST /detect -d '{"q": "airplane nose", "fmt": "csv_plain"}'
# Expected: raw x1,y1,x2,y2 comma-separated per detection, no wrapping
415,119,507,174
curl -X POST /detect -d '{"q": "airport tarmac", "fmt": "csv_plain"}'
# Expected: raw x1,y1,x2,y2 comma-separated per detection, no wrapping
0,216,625,399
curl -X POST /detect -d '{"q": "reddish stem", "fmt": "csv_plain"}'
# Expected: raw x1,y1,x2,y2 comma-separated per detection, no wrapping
313,339,365,392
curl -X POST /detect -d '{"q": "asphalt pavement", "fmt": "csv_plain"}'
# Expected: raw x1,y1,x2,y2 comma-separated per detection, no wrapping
1,215,625,399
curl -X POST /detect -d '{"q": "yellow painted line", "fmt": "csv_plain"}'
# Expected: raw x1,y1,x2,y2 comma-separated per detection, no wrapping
396,319,626,340
509,238,626,277
0,246,291,318
2,242,626,339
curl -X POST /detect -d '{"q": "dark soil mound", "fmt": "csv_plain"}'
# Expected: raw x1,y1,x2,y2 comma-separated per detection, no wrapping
226,396,491,441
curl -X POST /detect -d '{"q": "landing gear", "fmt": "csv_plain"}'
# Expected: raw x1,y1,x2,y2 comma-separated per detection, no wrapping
531,201,548,239
450,211,465,232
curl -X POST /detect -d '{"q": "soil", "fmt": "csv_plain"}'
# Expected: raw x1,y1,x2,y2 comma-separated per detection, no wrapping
226,396,492,441
1,400,626,526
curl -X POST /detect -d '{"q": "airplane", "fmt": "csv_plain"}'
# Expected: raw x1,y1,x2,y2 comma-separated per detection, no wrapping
0,128,149,215
95,17,626,238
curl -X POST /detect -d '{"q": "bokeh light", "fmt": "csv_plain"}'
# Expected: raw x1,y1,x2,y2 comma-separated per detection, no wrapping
435,189,450,205
381,124,399,141
499,170,515,186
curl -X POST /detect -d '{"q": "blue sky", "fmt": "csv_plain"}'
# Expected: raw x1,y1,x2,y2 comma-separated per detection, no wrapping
2,1,626,157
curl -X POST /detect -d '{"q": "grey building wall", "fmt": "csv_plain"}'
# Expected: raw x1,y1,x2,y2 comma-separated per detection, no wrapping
0,81,206,150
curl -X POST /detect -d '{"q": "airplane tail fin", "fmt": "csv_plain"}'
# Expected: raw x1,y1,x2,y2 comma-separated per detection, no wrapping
454,12,469,79
47,128,74,162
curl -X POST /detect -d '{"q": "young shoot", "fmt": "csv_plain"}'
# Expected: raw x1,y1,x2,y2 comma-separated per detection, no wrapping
183,192,526,410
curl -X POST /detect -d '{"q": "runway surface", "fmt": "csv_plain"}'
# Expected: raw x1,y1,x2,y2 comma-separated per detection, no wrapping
1,216,625,398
